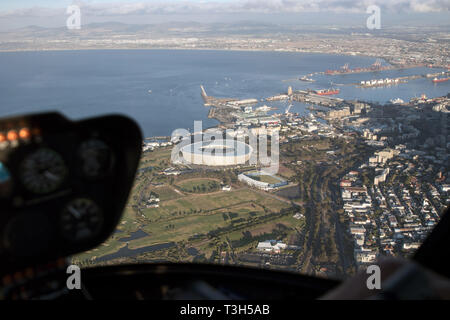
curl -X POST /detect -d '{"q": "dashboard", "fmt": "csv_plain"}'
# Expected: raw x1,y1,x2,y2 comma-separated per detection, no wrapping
80,263,340,300
0,113,142,276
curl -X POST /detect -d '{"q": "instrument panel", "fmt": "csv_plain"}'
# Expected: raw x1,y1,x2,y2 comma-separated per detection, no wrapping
0,113,142,275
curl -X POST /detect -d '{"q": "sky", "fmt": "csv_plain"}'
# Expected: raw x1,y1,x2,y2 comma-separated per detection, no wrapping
0,0,449,30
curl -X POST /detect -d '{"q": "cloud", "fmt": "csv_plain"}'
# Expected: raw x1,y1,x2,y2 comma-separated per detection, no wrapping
79,0,450,15
1,0,449,18
0,6,65,18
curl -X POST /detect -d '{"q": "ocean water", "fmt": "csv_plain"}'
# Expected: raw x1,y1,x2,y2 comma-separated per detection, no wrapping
0,50,448,137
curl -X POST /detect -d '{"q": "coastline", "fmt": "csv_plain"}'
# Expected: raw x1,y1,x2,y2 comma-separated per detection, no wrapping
1,48,446,139
0,46,395,65
1,46,435,71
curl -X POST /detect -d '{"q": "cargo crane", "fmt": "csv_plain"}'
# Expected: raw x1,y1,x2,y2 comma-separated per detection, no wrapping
324,59,418,76
371,59,383,70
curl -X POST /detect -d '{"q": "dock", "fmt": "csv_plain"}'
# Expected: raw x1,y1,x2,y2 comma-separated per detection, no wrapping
292,90,343,108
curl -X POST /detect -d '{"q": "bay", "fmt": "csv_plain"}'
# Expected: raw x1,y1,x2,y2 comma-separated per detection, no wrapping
0,49,447,137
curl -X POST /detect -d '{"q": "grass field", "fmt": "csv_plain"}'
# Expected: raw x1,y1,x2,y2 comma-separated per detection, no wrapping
130,201,295,248
151,186,182,201
74,186,291,263
278,164,296,179
256,175,284,184
176,178,221,194
143,187,288,218
72,145,305,265
139,147,173,168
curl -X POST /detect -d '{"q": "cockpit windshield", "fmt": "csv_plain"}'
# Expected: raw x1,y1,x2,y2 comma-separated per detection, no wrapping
0,0,448,280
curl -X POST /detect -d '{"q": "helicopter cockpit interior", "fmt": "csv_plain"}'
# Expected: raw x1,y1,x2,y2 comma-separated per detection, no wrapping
0,112,448,301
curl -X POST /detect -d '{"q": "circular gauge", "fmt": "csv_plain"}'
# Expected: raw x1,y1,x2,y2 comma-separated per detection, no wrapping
60,198,103,242
78,139,113,179
20,148,67,194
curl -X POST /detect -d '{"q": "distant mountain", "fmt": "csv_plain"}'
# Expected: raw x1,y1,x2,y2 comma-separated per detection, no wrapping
4,21,447,38
0,20,447,52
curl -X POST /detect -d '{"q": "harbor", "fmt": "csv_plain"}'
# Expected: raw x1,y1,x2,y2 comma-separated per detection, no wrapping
346,71,449,88
324,59,424,75
6,50,447,139
199,83,365,128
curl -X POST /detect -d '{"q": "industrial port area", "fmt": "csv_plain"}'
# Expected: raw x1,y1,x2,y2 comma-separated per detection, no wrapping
199,62,449,129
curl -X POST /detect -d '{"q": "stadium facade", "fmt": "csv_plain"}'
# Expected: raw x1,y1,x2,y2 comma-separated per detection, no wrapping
180,139,253,166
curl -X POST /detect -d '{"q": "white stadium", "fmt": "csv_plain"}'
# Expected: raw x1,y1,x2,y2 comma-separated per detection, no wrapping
180,139,253,166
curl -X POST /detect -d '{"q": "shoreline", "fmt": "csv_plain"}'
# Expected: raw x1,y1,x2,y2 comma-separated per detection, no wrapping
1,48,446,140
1,46,439,70
0,46,393,64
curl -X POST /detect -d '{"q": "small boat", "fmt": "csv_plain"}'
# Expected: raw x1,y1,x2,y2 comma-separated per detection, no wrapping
390,98,404,104
432,77,449,83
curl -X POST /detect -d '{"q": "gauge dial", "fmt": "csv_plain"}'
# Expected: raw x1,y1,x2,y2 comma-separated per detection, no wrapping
78,139,113,179
20,148,67,194
60,198,103,242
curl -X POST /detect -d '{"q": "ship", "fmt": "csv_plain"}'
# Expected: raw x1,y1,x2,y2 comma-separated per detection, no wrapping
300,75,315,82
390,98,404,105
359,78,404,88
432,77,449,83
314,88,340,96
